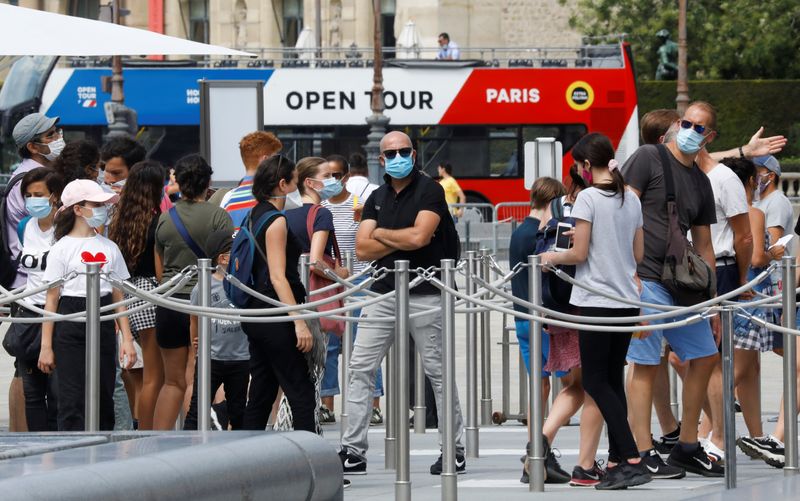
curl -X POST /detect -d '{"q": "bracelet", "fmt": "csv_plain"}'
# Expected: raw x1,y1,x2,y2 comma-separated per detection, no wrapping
739,146,745,158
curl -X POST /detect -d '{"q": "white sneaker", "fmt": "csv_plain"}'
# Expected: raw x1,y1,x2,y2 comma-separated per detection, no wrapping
700,437,725,462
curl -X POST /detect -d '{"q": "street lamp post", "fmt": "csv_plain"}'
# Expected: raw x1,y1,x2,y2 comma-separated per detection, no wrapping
364,0,389,185
105,0,135,139
676,0,690,115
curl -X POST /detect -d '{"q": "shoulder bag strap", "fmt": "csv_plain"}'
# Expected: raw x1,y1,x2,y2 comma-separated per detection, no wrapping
168,207,207,259
250,210,281,263
656,143,677,204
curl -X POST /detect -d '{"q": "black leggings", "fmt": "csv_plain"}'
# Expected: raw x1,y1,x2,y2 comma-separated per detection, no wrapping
18,357,58,431
241,320,316,432
578,306,639,461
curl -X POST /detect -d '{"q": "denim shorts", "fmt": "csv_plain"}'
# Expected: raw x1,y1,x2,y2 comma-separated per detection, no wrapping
626,280,718,365
515,320,568,378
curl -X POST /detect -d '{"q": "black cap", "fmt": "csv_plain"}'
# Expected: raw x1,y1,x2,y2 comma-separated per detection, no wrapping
205,230,233,259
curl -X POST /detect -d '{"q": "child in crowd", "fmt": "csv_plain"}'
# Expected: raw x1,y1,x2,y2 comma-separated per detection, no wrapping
37,179,137,431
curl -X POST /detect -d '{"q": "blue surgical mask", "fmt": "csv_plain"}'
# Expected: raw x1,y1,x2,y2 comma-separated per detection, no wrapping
25,197,53,219
316,177,343,200
385,154,414,179
676,126,706,154
83,206,108,228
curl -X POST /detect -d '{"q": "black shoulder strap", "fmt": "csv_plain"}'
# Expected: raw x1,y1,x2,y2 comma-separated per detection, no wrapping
549,197,564,221
3,171,27,198
168,207,208,259
656,144,676,203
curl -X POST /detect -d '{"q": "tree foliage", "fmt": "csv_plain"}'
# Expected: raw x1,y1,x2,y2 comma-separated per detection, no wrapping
563,0,800,80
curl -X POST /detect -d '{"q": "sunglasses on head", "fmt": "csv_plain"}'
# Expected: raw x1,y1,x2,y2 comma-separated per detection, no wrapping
680,119,709,135
382,147,413,159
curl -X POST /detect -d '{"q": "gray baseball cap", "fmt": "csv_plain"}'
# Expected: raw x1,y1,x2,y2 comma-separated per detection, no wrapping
12,113,59,148
753,155,781,176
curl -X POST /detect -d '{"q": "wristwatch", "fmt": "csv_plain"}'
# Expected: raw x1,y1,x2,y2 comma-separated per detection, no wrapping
739,146,745,158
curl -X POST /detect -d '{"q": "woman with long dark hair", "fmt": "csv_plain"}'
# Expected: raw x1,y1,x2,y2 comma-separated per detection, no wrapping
541,132,648,489
108,160,166,430
152,154,233,430
242,155,317,432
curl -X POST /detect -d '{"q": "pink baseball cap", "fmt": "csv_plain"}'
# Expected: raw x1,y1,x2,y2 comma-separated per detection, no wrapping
60,179,119,208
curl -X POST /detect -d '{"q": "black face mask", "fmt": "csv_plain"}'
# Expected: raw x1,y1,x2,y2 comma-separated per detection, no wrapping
569,165,587,189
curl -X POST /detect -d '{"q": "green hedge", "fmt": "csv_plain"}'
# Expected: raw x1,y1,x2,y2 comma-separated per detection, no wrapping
637,80,800,170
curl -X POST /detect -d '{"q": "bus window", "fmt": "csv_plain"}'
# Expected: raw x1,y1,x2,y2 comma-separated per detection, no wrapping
489,127,518,177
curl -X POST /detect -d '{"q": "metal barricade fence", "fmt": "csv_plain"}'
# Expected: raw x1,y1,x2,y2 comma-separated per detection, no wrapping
492,202,531,260
3,252,800,498
448,203,495,255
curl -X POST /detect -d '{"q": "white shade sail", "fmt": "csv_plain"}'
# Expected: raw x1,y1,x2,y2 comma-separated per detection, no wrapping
0,4,254,57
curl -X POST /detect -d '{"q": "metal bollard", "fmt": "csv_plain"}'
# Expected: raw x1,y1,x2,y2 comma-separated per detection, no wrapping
720,307,736,489
669,364,680,421
527,254,544,491
340,252,354,439
395,261,411,500
197,259,214,431
465,251,479,457
300,254,310,290
84,262,102,432
479,248,493,425
782,256,799,476
441,259,458,500
414,350,426,434
385,343,396,469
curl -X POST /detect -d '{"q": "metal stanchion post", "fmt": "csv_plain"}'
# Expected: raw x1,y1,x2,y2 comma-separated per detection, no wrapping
479,248,493,425
782,256,799,476
501,319,511,421
197,258,213,431
669,364,680,421
341,252,354,439
518,353,528,420
395,261,411,500
465,251,479,457
441,259,458,500
414,351,425,434
527,254,544,492
720,307,736,489
84,262,101,432
385,343,396,470
300,254,311,290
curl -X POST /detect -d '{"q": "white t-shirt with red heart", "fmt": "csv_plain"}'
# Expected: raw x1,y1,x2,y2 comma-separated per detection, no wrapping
42,233,130,297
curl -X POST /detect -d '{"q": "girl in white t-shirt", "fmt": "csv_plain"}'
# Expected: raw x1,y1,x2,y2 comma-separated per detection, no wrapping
10,167,64,431
37,179,137,431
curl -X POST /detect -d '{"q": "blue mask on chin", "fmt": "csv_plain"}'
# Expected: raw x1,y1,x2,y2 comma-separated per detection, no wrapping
384,154,414,179
676,127,706,154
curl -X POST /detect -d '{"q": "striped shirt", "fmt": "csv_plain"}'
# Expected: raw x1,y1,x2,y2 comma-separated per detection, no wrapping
321,193,369,274
220,176,256,230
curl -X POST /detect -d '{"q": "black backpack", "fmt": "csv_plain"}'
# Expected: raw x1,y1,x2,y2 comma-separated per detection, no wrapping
0,171,27,289
533,197,576,312
375,176,460,262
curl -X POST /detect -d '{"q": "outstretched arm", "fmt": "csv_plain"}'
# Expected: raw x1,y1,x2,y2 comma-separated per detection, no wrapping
710,127,787,161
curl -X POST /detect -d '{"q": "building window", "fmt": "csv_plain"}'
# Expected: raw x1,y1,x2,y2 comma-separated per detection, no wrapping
282,0,303,47
188,0,209,43
381,0,396,56
68,0,99,19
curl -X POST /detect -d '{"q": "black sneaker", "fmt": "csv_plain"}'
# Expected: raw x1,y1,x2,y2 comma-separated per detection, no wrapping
652,425,680,455
570,463,604,487
667,443,724,477
339,449,367,475
543,438,570,484
343,479,351,489
642,448,686,478
737,435,785,468
430,453,466,475
320,405,336,424
595,461,652,490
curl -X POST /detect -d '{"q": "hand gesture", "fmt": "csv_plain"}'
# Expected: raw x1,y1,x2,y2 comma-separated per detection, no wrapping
747,127,787,157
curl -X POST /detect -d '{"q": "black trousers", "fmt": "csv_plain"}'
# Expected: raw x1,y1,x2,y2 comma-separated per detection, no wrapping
578,306,639,462
184,359,250,430
53,296,116,431
18,356,58,431
241,320,316,432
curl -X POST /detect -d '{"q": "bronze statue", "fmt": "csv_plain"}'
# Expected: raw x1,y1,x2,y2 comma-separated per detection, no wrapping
655,29,678,80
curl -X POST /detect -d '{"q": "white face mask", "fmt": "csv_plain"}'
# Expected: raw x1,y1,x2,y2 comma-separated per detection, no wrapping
38,137,65,161
285,189,303,211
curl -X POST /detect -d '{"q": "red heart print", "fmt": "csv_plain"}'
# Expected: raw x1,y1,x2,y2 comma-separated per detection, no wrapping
81,251,107,266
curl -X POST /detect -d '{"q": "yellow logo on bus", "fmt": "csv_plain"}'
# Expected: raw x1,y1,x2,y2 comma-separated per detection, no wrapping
566,81,594,111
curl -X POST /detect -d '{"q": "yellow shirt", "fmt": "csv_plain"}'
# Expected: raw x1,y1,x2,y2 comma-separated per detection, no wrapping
439,176,462,208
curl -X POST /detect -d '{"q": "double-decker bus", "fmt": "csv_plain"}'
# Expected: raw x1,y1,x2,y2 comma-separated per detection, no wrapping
0,42,639,206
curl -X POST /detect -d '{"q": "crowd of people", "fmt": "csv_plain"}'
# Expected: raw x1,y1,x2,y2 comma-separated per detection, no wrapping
0,101,796,492
510,101,793,489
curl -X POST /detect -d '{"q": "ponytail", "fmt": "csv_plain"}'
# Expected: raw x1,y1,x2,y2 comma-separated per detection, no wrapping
54,206,77,241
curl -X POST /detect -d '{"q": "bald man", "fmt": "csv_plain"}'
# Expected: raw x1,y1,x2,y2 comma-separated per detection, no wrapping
338,131,466,475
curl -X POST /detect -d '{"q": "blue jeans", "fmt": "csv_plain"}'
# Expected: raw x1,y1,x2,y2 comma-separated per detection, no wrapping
321,274,384,398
